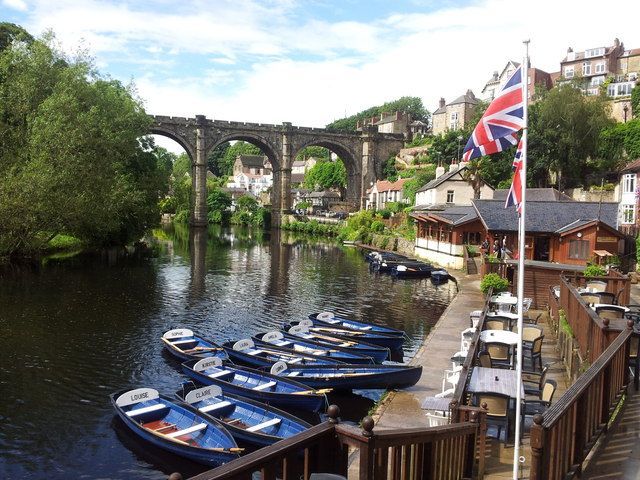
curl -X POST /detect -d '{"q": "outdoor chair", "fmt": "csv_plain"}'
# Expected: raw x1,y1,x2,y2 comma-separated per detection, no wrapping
478,350,492,368
580,292,600,306
593,291,616,304
629,336,639,379
485,319,509,331
522,365,549,397
522,326,544,347
486,342,512,368
523,379,557,416
586,280,607,292
442,366,462,393
522,298,533,313
596,307,625,321
474,392,511,442
425,412,450,427
470,310,483,328
460,327,476,353
523,335,544,371
523,312,543,325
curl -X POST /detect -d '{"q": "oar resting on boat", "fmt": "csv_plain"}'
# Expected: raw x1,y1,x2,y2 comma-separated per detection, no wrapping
161,328,227,362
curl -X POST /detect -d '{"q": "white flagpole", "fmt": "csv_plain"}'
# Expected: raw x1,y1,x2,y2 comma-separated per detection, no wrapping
513,39,530,480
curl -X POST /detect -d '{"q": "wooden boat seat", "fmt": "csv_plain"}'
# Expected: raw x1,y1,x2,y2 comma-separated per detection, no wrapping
247,349,265,356
208,370,233,379
287,371,302,377
166,422,207,438
171,339,196,345
289,358,303,364
361,326,373,330
253,381,277,391
246,418,281,432
126,403,166,417
199,401,233,413
275,341,290,346
338,343,351,347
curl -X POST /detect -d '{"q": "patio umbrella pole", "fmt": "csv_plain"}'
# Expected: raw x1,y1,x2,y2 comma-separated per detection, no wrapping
512,39,530,480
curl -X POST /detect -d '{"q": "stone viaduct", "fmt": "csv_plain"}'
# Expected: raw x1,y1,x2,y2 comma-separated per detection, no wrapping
150,115,405,226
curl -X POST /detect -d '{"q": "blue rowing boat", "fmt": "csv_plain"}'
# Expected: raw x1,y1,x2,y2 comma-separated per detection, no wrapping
308,311,405,337
222,338,343,368
284,324,394,359
110,387,241,466
430,269,450,284
181,357,328,412
391,263,434,278
288,321,404,351
175,385,311,447
161,328,227,362
253,331,375,364
269,361,423,390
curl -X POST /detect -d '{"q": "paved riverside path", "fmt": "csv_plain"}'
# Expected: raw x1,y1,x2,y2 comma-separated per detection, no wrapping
374,273,484,429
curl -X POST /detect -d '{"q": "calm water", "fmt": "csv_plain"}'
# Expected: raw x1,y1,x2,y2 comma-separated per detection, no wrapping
0,225,456,479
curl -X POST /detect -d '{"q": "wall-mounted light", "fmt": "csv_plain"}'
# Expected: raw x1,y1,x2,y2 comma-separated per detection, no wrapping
577,232,583,238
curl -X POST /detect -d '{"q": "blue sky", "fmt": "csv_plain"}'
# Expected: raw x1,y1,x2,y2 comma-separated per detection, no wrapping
2,0,640,152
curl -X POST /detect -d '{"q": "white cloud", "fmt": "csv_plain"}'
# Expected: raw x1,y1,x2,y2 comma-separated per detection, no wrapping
2,0,28,11
14,0,640,130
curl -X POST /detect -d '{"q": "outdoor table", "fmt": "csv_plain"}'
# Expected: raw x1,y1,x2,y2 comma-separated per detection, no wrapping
480,330,519,346
487,311,518,320
490,295,518,305
421,396,452,412
467,367,524,398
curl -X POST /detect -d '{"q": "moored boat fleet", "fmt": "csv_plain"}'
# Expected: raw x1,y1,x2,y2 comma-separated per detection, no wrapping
365,250,450,283
111,311,421,468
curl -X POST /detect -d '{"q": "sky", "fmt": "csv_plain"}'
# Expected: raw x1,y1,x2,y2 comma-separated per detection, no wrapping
3,0,640,152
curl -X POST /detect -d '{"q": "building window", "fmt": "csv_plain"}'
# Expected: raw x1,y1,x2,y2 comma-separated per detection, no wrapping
585,48,605,58
446,190,454,203
595,62,606,74
623,204,635,224
623,173,636,193
449,112,458,130
569,239,590,259
590,75,605,86
582,62,591,75
564,66,574,78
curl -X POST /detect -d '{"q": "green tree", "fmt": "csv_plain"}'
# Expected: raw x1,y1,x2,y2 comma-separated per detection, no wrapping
206,187,232,224
295,146,330,161
0,22,34,51
303,159,347,190
236,194,259,213
326,96,429,131
382,155,398,181
403,166,436,204
207,141,230,176
0,29,166,254
631,84,640,119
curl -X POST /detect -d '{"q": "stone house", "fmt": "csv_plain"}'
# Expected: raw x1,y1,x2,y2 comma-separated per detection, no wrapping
305,190,341,213
481,61,553,103
414,162,494,208
227,154,273,195
357,111,415,139
431,90,479,135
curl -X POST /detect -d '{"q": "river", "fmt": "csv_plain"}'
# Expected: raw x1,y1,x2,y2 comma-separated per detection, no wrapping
0,225,456,479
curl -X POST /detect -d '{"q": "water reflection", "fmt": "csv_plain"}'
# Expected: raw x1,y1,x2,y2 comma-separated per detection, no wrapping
0,226,455,479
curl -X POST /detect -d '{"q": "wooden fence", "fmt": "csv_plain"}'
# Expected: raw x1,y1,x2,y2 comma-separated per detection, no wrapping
558,276,628,363
568,270,630,306
529,324,639,480
185,406,488,480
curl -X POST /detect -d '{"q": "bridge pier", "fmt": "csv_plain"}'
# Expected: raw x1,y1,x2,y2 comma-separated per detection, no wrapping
191,115,209,227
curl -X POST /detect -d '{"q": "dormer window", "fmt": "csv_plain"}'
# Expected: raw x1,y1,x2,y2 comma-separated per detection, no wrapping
585,47,605,58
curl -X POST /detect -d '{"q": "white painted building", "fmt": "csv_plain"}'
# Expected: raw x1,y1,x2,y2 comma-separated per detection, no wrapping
414,163,494,208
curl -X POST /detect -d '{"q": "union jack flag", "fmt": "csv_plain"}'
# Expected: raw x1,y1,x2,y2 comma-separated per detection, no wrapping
505,140,524,214
462,66,525,161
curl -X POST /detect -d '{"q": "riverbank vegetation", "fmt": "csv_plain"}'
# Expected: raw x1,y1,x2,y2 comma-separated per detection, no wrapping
0,24,170,258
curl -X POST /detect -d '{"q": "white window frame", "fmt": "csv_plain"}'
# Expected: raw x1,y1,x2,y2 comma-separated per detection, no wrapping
449,112,459,130
623,173,636,193
582,62,591,75
446,190,454,203
586,48,605,58
564,66,574,78
622,204,635,224
595,62,606,74
590,75,605,86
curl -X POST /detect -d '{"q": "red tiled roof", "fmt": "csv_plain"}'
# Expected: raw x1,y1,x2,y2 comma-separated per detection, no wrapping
375,178,409,193
621,158,640,172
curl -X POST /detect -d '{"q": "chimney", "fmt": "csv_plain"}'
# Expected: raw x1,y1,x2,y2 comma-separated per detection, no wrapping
466,89,475,99
435,165,446,179
493,71,499,81
439,98,446,108
449,160,458,173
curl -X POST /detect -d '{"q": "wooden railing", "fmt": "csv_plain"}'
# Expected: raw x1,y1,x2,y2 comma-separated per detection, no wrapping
558,276,627,363
185,406,488,480
529,323,638,480
569,270,630,306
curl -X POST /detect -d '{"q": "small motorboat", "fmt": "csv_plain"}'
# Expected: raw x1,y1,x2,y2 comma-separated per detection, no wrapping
176,385,311,448
161,328,227,362
392,263,434,278
270,361,423,391
253,331,375,364
181,357,328,412
222,338,343,368
284,320,392,363
110,387,241,466
308,311,405,337
284,318,404,350
430,269,450,284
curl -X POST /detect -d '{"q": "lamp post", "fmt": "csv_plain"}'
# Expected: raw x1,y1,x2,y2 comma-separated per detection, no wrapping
623,104,629,123
457,135,463,161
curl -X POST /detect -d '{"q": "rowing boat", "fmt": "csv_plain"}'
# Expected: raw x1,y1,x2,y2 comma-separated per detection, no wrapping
181,357,327,412
110,387,240,466
176,385,311,447
308,311,405,337
291,319,404,351
222,338,343,368
161,328,227,362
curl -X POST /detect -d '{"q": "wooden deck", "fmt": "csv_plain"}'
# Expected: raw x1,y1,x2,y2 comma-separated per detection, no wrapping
483,310,570,479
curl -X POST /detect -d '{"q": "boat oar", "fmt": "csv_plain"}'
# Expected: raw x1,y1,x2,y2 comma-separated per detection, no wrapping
143,426,244,452
183,346,223,353
310,333,357,346
292,388,332,395
210,447,244,453
314,327,366,336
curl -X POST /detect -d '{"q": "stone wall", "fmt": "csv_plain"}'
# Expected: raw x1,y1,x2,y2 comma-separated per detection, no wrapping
564,188,616,203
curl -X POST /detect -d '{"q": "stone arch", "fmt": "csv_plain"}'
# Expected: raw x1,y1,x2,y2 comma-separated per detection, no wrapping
291,139,361,207
149,126,196,161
